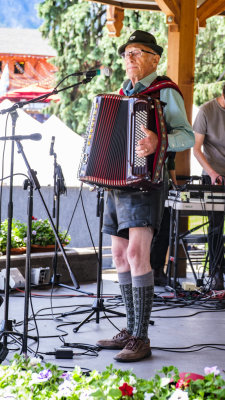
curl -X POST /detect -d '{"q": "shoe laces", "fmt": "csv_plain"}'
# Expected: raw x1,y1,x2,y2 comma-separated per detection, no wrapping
113,329,129,340
125,336,142,350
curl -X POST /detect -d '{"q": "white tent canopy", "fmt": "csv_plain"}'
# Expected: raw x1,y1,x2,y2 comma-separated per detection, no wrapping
0,100,201,187
0,100,84,187
43,115,84,187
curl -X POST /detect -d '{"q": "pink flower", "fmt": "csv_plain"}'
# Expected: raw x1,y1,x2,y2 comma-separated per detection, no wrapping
119,382,133,396
204,366,220,376
176,378,191,389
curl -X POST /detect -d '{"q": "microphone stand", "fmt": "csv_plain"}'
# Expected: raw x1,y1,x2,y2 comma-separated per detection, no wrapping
51,142,66,287
0,110,19,362
0,72,99,116
73,188,125,333
49,142,93,293
0,73,98,362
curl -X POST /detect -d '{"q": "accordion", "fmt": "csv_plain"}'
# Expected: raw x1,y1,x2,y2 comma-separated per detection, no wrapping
78,94,168,191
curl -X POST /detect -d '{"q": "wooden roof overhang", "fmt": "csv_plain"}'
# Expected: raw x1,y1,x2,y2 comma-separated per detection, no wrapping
85,0,225,179
86,0,225,26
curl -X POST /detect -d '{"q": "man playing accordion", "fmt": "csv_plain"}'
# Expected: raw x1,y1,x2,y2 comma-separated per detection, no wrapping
96,30,195,362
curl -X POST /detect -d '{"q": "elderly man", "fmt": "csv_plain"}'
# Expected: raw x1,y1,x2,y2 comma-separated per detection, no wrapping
97,30,194,362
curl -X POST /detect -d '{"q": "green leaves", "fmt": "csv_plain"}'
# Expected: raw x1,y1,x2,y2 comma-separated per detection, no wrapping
0,218,71,252
194,16,225,105
0,219,27,252
1,354,225,399
38,1,225,128
38,1,168,134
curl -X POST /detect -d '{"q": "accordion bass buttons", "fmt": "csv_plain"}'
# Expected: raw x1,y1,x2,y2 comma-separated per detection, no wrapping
83,153,89,164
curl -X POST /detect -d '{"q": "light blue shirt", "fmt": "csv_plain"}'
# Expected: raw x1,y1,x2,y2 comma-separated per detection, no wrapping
123,71,195,152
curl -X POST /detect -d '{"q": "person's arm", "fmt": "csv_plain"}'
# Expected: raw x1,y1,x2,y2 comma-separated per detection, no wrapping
193,132,223,184
136,88,194,157
168,169,177,185
161,88,195,152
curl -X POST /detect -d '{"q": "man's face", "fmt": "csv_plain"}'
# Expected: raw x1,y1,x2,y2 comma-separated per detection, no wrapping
124,43,160,86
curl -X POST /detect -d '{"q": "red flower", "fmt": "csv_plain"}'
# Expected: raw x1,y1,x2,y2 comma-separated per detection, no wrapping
119,382,133,396
32,216,37,220
176,378,191,389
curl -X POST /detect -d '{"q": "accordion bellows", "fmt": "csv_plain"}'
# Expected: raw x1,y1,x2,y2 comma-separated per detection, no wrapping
78,94,168,191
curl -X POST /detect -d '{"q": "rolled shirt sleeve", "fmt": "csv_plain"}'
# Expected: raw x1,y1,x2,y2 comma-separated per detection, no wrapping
160,88,195,152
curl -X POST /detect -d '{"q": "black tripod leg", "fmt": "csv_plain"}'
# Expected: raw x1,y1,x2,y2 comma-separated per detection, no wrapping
0,111,18,362
16,141,91,294
73,310,97,332
73,189,125,333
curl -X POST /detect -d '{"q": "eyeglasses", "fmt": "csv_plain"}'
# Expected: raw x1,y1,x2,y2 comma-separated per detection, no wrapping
121,49,157,60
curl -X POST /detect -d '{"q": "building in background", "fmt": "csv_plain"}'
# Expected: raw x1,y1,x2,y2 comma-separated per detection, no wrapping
0,28,58,121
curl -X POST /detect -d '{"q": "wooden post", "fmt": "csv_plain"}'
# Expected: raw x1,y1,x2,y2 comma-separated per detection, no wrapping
166,0,197,277
167,0,197,176
106,6,124,37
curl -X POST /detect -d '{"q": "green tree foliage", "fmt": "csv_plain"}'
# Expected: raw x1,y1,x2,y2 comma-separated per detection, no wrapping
38,0,167,134
38,1,225,132
194,16,225,105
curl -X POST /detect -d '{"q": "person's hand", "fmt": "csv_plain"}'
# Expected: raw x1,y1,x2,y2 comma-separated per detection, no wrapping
136,125,158,158
209,171,223,185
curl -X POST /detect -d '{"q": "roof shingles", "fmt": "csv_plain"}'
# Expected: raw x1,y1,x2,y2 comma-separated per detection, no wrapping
0,28,56,57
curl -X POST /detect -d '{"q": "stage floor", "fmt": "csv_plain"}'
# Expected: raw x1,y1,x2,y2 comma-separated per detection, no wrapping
0,269,225,381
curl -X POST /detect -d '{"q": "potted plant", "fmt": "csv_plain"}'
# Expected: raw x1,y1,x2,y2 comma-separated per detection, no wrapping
29,217,71,252
0,354,225,399
0,219,27,254
0,217,71,254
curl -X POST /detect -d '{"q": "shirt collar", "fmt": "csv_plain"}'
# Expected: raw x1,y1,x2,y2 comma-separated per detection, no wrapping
123,71,157,96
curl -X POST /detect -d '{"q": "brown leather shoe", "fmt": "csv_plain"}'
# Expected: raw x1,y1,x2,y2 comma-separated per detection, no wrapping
96,329,132,350
114,336,151,362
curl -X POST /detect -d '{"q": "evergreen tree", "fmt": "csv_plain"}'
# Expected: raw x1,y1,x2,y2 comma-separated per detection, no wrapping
194,16,225,105
38,1,225,132
38,0,167,134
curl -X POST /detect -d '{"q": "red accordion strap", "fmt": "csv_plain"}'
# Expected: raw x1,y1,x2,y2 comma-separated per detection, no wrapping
119,76,183,98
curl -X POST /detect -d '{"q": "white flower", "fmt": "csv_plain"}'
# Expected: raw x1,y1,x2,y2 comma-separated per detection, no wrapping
0,386,16,398
204,366,220,376
32,230,37,235
29,357,42,367
61,371,72,381
144,393,154,400
129,375,137,385
79,388,95,400
57,380,75,398
168,389,189,400
31,369,52,384
160,377,171,387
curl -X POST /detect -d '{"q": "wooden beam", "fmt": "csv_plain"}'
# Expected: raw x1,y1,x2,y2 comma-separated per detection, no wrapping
106,6,124,37
198,0,225,26
155,0,180,17
167,0,197,176
85,0,160,11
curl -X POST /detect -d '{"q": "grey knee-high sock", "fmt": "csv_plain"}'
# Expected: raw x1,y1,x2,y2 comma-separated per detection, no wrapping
132,271,154,340
118,271,134,334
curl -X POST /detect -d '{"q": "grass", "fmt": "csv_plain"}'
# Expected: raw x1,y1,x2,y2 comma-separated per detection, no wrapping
188,216,209,234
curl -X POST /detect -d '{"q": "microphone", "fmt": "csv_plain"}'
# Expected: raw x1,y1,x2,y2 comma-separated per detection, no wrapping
0,133,42,141
86,66,113,78
50,136,55,155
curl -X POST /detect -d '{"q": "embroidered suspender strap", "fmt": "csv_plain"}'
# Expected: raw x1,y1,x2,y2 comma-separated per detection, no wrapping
152,98,168,183
119,77,183,98
140,80,183,98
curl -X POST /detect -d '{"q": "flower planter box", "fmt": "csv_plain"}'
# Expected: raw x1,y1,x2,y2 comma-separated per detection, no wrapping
0,247,98,284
